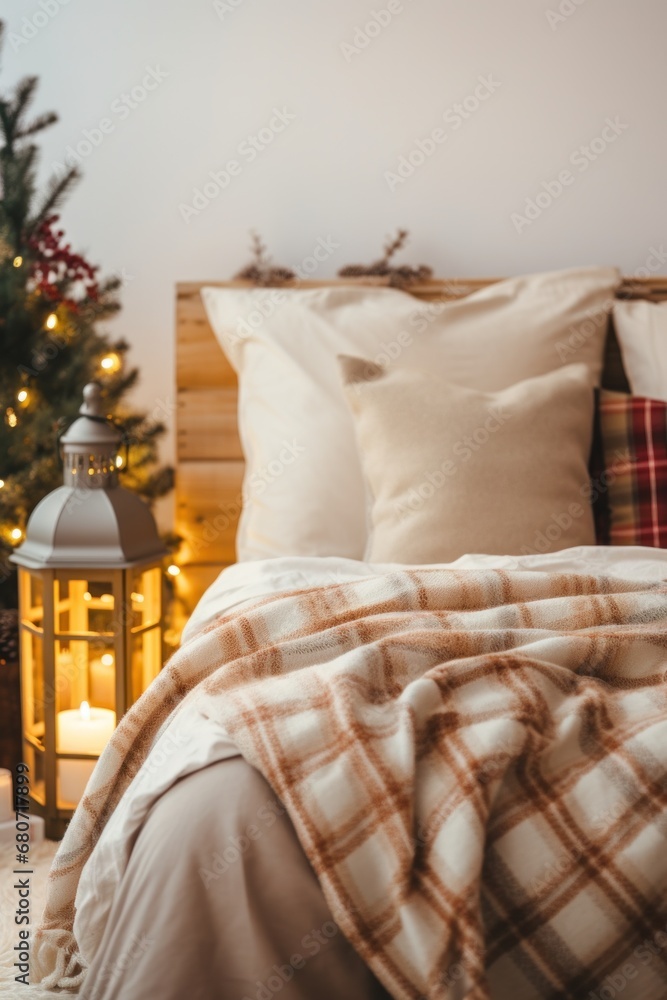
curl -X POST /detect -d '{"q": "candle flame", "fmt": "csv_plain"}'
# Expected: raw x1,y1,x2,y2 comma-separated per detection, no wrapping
80,701,91,721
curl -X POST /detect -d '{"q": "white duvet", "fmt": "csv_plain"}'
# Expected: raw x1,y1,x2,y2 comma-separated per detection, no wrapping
73,546,667,967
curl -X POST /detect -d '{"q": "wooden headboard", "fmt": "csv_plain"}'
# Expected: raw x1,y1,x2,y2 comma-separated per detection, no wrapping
175,276,667,609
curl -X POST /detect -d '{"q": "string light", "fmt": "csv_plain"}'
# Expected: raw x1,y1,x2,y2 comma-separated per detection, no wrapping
0,479,4,489
46,313,58,330
101,653,114,666
6,408,17,428
13,256,22,268
166,564,180,577
17,389,29,404
10,528,23,541
100,353,121,373
115,455,123,468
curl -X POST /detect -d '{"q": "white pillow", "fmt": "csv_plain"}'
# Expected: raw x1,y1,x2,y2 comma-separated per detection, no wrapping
202,267,619,561
613,300,667,401
339,357,595,564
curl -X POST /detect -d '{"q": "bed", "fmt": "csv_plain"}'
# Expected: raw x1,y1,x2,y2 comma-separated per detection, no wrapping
33,271,667,1000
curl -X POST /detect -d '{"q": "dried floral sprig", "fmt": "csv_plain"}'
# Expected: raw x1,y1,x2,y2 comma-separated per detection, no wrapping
338,229,433,287
234,231,295,287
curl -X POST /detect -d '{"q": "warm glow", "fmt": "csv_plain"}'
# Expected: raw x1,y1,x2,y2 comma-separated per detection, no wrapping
100,353,120,373
80,701,91,722
167,564,180,577
100,593,114,605
6,408,17,428
13,255,22,268
17,389,28,403
115,455,123,468
46,313,58,329
10,527,22,541
84,592,92,602
131,591,144,603
0,480,4,489
101,653,114,667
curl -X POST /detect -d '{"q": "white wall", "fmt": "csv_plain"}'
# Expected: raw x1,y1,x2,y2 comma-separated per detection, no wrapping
4,0,667,526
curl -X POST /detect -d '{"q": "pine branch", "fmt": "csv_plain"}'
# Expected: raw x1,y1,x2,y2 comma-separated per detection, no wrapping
17,111,58,139
32,166,80,228
376,228,409,268
337,229,433,287
234,230,295,286
6,76,39,140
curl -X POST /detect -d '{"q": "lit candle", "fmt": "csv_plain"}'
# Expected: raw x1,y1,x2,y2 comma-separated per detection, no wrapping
90,652,115,710
56,701,116,806
0,769,12,823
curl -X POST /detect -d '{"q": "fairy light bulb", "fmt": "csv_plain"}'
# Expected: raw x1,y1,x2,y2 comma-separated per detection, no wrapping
0,480,4,489
13,256,22,268
46,313,57,330
17,389,28,404
166,564,180,577
100,353,120,373
10,527,22,541
6,408,17,428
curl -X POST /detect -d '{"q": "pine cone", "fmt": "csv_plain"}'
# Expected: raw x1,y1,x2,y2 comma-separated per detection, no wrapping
0,610,19,664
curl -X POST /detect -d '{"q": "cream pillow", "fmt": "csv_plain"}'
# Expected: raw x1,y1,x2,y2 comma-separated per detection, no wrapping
202,268,618,561
613,300,667,401
339,357,596,564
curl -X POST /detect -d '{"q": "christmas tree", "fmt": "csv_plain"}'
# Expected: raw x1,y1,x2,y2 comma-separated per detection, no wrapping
0,22,173,608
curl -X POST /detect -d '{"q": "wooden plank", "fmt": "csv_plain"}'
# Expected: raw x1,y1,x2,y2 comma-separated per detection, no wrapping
176,287,237,389
175,459,244,565
177,387,242,461
177,275,667,301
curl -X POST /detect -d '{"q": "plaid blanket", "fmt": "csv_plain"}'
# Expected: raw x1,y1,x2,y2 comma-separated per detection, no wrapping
35,568,667,998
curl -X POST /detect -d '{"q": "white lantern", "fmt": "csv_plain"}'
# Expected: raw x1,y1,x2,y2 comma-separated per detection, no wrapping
11,384,167,838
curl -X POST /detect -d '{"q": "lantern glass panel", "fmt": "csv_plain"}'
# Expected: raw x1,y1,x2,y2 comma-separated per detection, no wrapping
56,578,116,635
55,639,117,714
130,567,161,629
130,626,162,703
20,627,45,743
20,571,44,627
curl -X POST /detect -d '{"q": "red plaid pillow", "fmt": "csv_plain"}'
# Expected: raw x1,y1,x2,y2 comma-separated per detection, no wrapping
591,389,667,546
